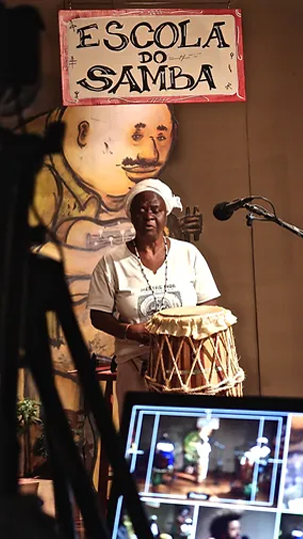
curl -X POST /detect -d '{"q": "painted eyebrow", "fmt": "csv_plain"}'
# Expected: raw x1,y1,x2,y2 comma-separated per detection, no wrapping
133,123,168,131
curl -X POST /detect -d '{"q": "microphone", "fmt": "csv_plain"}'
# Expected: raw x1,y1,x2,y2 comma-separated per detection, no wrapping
213,196,255,221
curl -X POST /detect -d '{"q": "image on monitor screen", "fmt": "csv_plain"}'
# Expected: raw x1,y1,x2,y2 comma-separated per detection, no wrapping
110,396,303,539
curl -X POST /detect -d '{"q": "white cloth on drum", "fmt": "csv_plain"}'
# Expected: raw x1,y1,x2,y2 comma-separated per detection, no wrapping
147,306,237,340
124,178,183,218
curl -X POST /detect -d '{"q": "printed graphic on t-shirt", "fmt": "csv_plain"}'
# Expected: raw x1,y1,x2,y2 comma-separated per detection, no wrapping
137,284,182,321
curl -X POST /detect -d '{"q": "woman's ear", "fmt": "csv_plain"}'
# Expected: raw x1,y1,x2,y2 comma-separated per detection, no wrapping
77,120,90,148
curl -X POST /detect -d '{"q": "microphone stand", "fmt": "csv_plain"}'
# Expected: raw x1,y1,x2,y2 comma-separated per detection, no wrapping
243,203,303,239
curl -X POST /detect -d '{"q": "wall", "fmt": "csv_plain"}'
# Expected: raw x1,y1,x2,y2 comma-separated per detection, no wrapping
6,0,303,402
160,0,303,398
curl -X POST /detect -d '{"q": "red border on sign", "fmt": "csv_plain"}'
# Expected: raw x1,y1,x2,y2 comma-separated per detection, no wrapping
59,8,246,106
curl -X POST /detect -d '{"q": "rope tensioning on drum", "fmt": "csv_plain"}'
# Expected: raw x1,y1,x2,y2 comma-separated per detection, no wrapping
145,368,245,395
188,333,227,385
161,334,209,388
187,337,210,386
152,335,190,388
145,370,245,394
165,335,186,387
153,336,166,383
146,362,245,396
146,330,245,396
223,331,243,384
181,333,243,395
209,331,240,380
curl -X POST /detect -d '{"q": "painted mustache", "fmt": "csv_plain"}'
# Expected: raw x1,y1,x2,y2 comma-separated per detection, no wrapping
120,157,162,168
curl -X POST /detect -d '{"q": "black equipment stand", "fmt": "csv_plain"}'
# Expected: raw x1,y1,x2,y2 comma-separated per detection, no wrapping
0,125,153,539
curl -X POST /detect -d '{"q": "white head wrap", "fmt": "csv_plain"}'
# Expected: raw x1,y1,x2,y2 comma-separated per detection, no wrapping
124,178,182,218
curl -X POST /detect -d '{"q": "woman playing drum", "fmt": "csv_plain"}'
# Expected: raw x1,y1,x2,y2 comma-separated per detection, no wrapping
87,178,220,418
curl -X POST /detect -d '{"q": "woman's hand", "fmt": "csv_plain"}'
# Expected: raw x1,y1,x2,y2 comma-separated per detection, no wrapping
126,323,150,345
90,310,151,344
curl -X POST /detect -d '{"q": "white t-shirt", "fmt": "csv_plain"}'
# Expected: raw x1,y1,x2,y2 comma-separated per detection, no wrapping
87,238,220,364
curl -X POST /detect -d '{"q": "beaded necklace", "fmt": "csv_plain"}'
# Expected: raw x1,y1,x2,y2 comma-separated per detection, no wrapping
133,236,168,314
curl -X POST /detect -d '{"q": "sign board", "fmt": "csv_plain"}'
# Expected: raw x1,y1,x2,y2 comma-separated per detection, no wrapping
59,9,245,105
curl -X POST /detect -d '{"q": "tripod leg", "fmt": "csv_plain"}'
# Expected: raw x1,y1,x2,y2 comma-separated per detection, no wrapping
0,129,47,497
49,259,153,539
0,355,19,497
0,204,30,497
26,306,109,539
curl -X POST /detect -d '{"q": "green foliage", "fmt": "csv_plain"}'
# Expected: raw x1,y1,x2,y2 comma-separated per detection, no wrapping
16,398,42,477
18,399,86,477
33,429,48,459
33,419,85,460
16,398,42,434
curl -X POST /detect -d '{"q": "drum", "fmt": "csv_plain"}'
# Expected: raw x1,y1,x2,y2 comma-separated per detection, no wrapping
145,305,244,397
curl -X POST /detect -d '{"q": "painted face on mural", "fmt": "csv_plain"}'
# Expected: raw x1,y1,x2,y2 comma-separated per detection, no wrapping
62,104,175,202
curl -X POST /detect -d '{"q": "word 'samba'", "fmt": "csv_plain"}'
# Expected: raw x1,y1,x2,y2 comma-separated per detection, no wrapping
76,19,230,94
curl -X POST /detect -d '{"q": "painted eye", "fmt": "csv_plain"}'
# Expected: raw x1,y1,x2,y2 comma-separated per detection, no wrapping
132,133,143,141
157,134,166,142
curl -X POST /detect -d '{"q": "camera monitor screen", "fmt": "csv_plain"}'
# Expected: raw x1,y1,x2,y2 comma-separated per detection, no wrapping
110,393,303,539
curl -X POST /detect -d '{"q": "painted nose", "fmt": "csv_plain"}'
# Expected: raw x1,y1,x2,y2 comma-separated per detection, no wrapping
137,136,159,163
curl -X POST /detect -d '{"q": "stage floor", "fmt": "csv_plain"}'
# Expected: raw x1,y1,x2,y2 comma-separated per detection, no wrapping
138,471,269,503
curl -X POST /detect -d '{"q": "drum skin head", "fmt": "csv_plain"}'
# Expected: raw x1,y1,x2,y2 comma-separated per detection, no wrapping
159,305,224,318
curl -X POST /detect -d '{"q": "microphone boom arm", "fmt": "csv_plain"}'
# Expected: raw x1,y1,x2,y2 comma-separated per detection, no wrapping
244,203,303,239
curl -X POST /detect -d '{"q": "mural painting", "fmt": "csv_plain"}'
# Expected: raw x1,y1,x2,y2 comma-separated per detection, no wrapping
27,103,200,379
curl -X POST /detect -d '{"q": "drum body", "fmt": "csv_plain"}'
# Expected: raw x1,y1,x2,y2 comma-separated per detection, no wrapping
145,306,244,397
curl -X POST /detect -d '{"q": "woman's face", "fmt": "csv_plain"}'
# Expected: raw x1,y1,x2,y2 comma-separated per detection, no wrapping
130,191,167,240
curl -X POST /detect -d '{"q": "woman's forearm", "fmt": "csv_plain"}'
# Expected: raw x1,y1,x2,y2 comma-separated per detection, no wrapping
90,310,150,345
90,310,129,340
